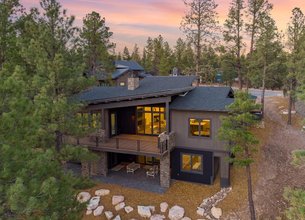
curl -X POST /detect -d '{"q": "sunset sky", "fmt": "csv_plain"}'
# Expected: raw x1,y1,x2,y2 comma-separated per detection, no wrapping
22,0,305,53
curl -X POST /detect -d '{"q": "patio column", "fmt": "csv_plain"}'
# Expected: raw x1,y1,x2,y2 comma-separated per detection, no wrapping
81,161,90,177
166,101,170,133
160,152,171,188
96,151,108,176
220,154,230,188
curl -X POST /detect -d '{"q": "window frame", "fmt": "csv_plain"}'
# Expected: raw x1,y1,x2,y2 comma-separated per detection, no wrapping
180,153,203,174
188,118,212,139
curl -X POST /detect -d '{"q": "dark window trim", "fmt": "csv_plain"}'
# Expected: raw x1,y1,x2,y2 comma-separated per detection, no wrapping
188,117,212,139
180,152,203,174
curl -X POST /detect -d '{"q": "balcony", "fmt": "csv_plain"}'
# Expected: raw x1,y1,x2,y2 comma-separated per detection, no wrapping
64,132,175,157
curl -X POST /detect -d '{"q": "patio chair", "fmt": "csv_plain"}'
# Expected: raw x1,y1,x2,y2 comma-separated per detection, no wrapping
126,162,140,174
146,165,159,178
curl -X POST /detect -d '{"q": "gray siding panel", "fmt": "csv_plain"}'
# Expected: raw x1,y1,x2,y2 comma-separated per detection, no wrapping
170,110,228,152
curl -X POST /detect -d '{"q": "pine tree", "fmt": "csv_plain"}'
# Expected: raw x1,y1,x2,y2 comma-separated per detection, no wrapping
223,0,245,89
218,91,260,220
80,11,115,76
181,0,219,76
122,46,131,60
131,44,141,62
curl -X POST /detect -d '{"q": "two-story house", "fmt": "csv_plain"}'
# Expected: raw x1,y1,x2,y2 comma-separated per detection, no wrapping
67,75,234,188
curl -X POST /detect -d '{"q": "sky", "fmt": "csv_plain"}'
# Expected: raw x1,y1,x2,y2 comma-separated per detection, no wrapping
21,0,305,53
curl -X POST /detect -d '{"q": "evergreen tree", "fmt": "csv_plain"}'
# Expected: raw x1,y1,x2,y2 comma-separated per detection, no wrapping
131,43,141,62
122,46,131,60
218,91,260,220
286,7,305,125
181,0,219,76
223,0,245,89
80,11,115,75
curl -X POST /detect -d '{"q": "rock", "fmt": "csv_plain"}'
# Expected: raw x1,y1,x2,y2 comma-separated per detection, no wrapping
149,206,155,212
160,202,168,213
85,209,92,215
168,205,185,220
95,189,110,196
138,205,152,218
112,195,124,205
115,202,125,211
150,214,166,220
181,217,191,220
87,196,100,210
77,192,91,203
113,215,121,220
93,205,104,216
211,206,222,219
196,207,205,216
104,211,114,220
125,206,134,214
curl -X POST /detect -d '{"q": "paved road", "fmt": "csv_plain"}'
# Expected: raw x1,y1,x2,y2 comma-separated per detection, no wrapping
248,88,283,98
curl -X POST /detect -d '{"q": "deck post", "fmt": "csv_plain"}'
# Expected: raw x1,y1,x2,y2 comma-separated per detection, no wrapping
166,101,170,133
137,140,140,151
96,151,108,176
81,161,90,177
160,152,171,188
220,153,230,187
116,138,119,149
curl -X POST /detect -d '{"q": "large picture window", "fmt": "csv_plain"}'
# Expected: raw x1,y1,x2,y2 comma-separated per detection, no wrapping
181,153,203,173
137,106,166,135
189,119,211,137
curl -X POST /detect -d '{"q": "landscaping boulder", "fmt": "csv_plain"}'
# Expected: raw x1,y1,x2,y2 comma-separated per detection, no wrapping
113,215,121,220
149,206,155,212
196,207,205,216
125,206,134,214
168,205,185,220
138,206,152,218
93,206,104,216
181,217,191,220
211,206,222,219
160,202,168,213
104,211,114,220
95,189,110,196
77,192,91,203
115,202,125,211
87,196,100,210
85,209,92,215
150,214,166,220
112,195,125,205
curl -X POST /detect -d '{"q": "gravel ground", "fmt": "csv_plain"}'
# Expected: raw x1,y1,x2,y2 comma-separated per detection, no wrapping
226,96,305,220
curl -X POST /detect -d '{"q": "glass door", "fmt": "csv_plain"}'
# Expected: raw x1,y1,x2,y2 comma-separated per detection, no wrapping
110,112,117,136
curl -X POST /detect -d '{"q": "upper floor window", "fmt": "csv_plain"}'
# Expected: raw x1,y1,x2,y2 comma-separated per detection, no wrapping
189,119,211,137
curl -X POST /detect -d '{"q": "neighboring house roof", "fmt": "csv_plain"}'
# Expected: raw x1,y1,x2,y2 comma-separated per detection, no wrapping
115,60,144,71
170,86,234,112
76,76,197,104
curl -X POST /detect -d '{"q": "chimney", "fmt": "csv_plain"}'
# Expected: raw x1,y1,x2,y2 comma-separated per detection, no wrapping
127,74,139,90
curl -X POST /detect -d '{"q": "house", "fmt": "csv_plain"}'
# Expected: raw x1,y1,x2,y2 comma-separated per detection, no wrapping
111,60,150,86
67,75,234,188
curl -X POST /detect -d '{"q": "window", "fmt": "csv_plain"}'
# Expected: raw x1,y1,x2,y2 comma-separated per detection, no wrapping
119,82,125,86
181,153,203,173
136,106,166,135
189,119,211,137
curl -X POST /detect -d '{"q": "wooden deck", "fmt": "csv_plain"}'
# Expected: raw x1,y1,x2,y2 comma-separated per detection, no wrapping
65,134,161,157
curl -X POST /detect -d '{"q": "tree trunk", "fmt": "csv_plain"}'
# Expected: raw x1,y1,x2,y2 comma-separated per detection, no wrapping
55,130,63,152
245,146,256,220
246,164,256,220
288,92,292,125
237,62,242,90
261,60,267,118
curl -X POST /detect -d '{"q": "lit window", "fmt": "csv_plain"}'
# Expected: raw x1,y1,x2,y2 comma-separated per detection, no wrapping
119,82,125,86
190,119,210,137
181,153,203,173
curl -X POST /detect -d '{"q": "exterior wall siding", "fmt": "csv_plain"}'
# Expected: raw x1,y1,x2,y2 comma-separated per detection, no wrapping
170,110,228,152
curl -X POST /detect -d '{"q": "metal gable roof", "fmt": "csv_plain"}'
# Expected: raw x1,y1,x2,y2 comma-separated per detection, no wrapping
115,60,144,71
170,86,234,112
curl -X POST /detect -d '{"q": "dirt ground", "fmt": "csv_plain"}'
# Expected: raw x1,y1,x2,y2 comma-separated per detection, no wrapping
225,96,305,220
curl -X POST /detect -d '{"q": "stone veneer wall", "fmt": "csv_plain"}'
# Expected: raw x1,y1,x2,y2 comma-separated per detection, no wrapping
81,151,108,177
160,152,170,188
